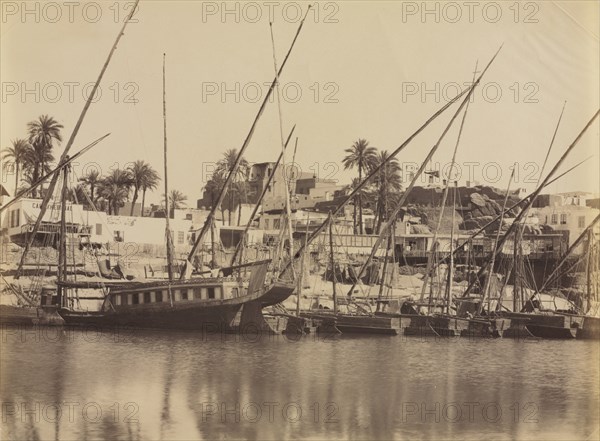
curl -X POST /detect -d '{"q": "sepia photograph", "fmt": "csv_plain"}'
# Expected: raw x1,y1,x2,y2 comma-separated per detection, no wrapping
1,1,599,440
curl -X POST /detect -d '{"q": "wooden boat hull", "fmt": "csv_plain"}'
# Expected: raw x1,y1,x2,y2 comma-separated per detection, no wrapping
577,315,600,339
59,280,296,333
334,314,400,335
0,305,64,326
460,318,512,338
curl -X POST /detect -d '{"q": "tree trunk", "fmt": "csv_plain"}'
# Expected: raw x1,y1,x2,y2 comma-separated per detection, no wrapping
358,165,363,234
141,189,146,217
14,163,19,194
352,195,357,234
90,184,95,204
130,187,139,216
228,189,233,226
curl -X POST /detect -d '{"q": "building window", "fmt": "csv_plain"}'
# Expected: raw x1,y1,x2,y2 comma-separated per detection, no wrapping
551,214,558,225
208,287,215,299
193,288,202,299
131,294,139,305
180,289,188,300
178,231,184,244
96,223,102,235
115,295,122,306
560,213,567,225
10,209,20,228
231,287,239,297
273,219,281,230
578,216,585,228
144,292,151,303
155,291,163,302
114,231,124,242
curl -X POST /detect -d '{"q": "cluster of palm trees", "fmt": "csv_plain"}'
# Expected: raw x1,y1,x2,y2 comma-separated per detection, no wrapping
2,115,63,198
77,161,189,217
2,115,188,217
202,148,255,226
342,139,402,235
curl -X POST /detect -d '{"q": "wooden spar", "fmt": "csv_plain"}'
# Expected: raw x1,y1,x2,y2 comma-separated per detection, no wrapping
278,56,482,278
348,49,503,299
16,0,140,278
296,212,310,317
477,166,515,315
446,182,457,314
163,53,175,284
535,213,600,295
512,102,567,298
586,229,593,313
378,223,393,304
461,109,600,300
231,126,296,267
0,134,110,214
418,61,478,311
433,155,592,271
57,162,70,307
328,214,338,314
183,6,312,274
290,137,299,189
269,20,296,280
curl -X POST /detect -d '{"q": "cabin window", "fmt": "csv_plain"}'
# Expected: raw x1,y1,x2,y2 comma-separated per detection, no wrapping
551,214,558,225
231,287,239,297
115,295,122,306
578,216,585,228
155,291,163,302
130,294,139,305
10,209,20,228
178,231,184,244
560,213,567,225
144,292,151,303
208,287,215,299
180,289,189,300
193,288,202,299
215,287,222,299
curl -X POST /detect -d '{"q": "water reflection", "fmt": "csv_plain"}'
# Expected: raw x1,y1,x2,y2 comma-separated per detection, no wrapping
1,327,598,440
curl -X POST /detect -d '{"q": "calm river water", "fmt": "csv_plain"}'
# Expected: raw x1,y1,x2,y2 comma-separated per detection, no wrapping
1,326,598,440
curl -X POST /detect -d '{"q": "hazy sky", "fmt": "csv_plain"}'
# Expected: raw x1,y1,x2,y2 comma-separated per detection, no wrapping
1,1,599,206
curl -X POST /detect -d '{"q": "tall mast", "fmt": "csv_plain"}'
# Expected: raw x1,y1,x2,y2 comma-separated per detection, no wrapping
269,21,296,280
230,126,296,267
420,62,477,313
446,181,457,315
461,110,600,300
163,54,174,283
328,214,338,314
184,6,312,275
57,161,70,308
16,0,140,278
296,213,310,317
478,166,515,315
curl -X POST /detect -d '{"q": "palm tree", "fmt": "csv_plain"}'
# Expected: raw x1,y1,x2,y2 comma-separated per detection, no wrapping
342,139,377,234
128,160,160,216
370,150,402,234
162,189,187,218
97,169,132,215
140,166,160,217
1,139,30,193
25,115,63,196
216,149,249,226
203,170,227,221
79,169,101,204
